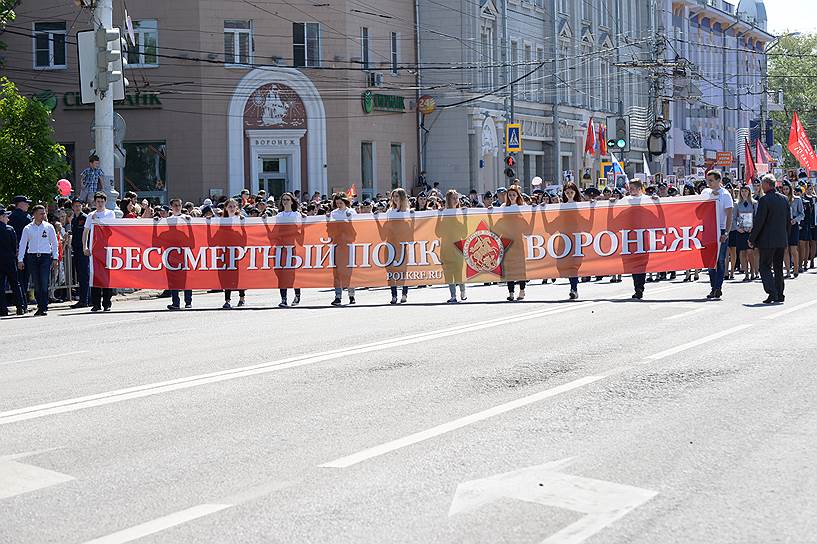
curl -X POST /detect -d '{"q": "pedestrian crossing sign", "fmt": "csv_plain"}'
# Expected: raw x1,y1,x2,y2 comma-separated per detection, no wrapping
506,124,522,153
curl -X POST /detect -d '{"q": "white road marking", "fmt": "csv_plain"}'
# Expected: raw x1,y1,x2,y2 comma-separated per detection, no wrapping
80,504,231,544
449,457,657,544
1,294,650,427
662,307,707,321
0,351,89,367
319,376,605,468
0,450,74,500
644,324,751,361
763,298,817,320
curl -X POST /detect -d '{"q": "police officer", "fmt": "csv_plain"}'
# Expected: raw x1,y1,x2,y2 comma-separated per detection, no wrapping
8,196,31,309
69,198,90,308
0,205,25,316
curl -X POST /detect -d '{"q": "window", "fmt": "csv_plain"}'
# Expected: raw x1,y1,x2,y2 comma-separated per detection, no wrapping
33,22,66,69
599,0,610,27
224,20,252,65
123,142,167,199
293,22,321,67
390,32,399,75
582,0,592,21
480,23,495,90
361,27,370,70
125,20,158,67
523,44,532,101
390,144,402,189
361,142,374,194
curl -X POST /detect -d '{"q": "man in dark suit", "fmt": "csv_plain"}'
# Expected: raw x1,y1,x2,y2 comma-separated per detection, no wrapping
749,174,790,304
0,205,25,315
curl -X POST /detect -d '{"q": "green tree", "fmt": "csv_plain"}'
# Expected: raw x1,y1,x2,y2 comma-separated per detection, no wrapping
0,77,68,204
768,33,817,168
0,0,18,66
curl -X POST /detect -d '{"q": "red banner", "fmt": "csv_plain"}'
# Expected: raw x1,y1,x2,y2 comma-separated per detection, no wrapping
788,112,817,172
91,197,718,290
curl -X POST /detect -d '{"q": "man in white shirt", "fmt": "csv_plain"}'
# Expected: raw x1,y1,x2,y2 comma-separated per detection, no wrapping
701,171,734,300
17,205,59,316
83,192,116,312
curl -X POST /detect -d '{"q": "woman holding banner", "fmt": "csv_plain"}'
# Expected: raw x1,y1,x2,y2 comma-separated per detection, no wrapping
273,192,303,307
379,188,412,305
436,189,467,303
328,193,357,306
558,182,586,300
497,185,530,301
216,199,247,309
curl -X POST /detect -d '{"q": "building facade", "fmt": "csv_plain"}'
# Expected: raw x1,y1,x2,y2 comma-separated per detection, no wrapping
417,0,655,195
2,0,420,202
661,0,774,178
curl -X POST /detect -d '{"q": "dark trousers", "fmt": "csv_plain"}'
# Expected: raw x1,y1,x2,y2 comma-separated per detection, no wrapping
171,290,192,306
759,247,785,301
91,286,113,309
633,273,647,293
72,251,90,305
26,254,52,312
1,265,24,313
224,290,245,301
390,286,408,297
507,281,527,293
279,288,300,301
569,277,579,290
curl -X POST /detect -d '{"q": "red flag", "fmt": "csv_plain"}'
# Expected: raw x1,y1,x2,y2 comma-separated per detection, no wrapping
744,138,756,185
755,139,773,164
598,124,608,156
348,183,357,197
788,112,817,172
584,118,596,155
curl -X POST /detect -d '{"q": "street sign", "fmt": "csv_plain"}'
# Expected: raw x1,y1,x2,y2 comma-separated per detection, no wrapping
715,152,734,167
600,161,613,179
506,123,522,153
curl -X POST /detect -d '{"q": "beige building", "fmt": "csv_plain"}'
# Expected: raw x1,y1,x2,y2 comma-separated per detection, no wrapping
3,0,420,202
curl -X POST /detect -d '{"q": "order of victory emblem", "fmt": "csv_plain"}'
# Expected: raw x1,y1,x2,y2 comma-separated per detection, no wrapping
455,221,512,279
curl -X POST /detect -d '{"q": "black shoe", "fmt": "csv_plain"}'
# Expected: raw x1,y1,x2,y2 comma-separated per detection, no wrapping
167,304,181,311
632,290,643,300
763,296,775,304
91,306,101,312
714,289,722,300
777,295,785,304
0,310,7,317
103,307,111,312
349,297,356,305
33,310,46,317
70,302,88,309
331,298,342,306
16,307,24,315
706,290,716,299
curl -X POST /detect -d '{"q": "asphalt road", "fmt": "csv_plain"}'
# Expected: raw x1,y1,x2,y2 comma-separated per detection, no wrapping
1,273,816,544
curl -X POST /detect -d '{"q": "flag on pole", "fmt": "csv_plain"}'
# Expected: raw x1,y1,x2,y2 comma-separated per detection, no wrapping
788,112,817,171
598,124,607,156
744,138,756,185
584,118,596,155
610,152,625,174
755,139,773,165
643,154,652,178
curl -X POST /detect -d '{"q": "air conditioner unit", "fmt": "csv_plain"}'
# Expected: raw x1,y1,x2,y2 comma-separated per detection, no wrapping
368,72,385,88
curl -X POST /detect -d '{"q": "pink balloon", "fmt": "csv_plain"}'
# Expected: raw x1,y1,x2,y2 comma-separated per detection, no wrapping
57,179,72,197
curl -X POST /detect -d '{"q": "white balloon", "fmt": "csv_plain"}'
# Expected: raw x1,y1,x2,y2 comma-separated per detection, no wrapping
531,176,543,186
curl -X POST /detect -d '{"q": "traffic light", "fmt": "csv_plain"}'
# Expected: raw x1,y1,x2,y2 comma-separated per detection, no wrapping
504,155,516,179
96,27,123,93
613,117,628,151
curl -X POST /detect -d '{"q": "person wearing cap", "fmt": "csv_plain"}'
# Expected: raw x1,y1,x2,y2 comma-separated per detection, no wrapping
494,187,507,207
83,192,117,312
0,205,25,316
482,191,494,209
17,204,59,316
68,198,91,308
9,196,32,305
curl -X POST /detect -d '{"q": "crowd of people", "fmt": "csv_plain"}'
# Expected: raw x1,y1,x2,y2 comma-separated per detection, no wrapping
1,160,807,316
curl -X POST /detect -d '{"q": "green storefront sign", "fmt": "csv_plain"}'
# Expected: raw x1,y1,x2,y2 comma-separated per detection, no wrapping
62,91,162,110
361,91,405,114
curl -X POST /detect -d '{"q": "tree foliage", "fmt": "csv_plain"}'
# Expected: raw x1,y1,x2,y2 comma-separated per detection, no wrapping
0,77,69,204
0,0,18,65
768,33,817,168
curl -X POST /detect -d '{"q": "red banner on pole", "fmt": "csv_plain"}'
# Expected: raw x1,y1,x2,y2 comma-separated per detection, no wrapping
91,198,718,290
788,112,817,172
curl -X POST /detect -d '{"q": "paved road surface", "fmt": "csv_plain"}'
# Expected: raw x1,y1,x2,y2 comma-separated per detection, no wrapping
2,274,816,544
